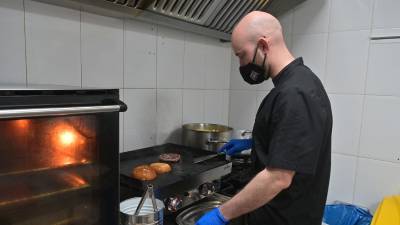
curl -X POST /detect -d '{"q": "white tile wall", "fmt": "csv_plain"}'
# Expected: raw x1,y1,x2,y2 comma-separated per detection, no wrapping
325,30,370,94
204,90,229,125
157,27,184,89
229,90,258,130
329,0,374,32
359,96,400,163
183,33,207,89
372,0,400,29
204,41,231,90
292,33,328,82
124,89,157,151
292,0,331,35
0,0,26,84
25,0,81,86
278,10,294,36
156,89,183,144
182,89,204,124
329,94,364,156
327,153,357,203
81,12,123,88
124,19,157,88
366,41,400,96
353,158,400,211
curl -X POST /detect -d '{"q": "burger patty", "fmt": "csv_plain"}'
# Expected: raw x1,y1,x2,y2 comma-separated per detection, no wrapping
159,153,181,163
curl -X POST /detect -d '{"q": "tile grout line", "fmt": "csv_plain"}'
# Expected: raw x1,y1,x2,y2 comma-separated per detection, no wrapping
181,32,186,130
122,18,126,90
23,0,28,87
155,22,159,144
351,0,378,204
322,0,333,84
122,18,126,152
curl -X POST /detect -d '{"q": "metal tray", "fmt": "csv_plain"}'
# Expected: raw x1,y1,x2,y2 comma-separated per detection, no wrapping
176,194,230,225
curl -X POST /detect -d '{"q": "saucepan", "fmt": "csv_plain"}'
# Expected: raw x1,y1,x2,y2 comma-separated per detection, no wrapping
182,123,233,152
182,123,253,154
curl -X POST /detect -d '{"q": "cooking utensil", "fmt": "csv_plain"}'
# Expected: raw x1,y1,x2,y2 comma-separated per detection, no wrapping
120,184,165,225
182,123,233,152
193,153,224,164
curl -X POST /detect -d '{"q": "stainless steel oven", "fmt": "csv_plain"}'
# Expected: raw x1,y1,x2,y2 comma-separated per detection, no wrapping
0,86,126,225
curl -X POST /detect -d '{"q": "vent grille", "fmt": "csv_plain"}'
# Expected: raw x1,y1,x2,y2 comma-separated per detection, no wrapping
103,0,270,34
148,0,270,33
104,0,155,9
150,0,218,23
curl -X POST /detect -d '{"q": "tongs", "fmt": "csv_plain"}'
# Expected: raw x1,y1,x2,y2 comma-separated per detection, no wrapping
134,184,158,215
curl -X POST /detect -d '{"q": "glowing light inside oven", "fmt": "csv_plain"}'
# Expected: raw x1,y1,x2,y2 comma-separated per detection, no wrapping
59,131,76,146
14,119,30,129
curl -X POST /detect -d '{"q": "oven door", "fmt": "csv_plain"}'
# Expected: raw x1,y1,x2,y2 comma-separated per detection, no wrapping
0,103,124,225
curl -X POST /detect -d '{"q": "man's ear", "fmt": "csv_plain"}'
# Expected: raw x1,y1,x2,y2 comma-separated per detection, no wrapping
258,37,269,54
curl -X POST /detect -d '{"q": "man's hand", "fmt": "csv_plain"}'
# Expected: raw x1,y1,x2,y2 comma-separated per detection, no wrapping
219,168,295,220
195,208,228,225
218,139,252,156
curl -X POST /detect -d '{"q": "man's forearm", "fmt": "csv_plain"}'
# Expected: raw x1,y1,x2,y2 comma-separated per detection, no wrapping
219,168,294,220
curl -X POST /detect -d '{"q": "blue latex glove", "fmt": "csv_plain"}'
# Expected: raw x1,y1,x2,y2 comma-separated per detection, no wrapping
195,208,228,225
218,139,253,156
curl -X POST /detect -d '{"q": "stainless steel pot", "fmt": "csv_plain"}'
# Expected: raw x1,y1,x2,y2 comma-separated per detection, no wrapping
120,185,165,225
182,123,233,152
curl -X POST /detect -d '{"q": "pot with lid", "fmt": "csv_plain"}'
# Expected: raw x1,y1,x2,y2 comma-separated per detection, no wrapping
182,123,233,152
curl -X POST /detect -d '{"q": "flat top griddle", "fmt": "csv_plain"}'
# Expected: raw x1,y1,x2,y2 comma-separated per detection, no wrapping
120,143,229,191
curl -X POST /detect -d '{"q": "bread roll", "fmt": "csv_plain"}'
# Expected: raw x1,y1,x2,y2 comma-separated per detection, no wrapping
150,163,172,174
132,165,157,181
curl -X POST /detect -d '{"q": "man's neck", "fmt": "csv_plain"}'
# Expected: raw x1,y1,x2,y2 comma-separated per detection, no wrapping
269,49,295,79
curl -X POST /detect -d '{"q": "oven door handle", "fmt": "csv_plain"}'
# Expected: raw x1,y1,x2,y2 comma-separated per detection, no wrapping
0,103,127,119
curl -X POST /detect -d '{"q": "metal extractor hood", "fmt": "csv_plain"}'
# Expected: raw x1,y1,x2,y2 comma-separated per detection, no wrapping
33,0,305,41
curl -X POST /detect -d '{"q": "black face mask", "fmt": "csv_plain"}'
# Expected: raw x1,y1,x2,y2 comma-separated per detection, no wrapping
239,45,268,85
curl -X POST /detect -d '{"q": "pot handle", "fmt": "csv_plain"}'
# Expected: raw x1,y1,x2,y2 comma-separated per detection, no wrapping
206,139,228,145
241,130,252,137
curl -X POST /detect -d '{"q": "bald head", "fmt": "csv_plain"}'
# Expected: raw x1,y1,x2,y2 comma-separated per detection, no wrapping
232,11,284,53
231,11,294,78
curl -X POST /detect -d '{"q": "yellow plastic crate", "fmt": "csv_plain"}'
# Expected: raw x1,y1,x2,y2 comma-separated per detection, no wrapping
371,195,400,225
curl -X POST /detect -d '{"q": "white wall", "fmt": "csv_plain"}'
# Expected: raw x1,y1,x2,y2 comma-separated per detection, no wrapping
0,0,231,152
229,0,400,212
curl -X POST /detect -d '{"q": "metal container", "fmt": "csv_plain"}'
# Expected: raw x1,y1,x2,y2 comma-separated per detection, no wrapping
120,185,165,225
176,193,243,225
182,123,233,152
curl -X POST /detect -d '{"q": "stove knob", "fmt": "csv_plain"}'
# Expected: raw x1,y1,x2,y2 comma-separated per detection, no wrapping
198,183,216,196
164,196,183,212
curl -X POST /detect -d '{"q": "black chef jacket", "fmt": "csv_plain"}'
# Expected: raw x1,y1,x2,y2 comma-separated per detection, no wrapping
247,58,332,225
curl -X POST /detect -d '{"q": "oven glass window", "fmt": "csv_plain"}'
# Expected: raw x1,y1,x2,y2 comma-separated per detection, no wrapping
0,114,118,225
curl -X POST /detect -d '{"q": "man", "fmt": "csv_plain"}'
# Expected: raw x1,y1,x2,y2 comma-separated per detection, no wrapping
196,11,332,225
